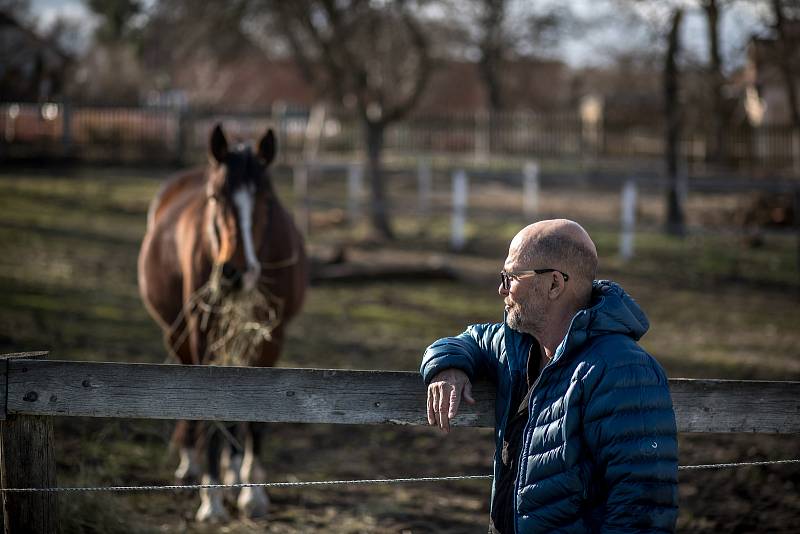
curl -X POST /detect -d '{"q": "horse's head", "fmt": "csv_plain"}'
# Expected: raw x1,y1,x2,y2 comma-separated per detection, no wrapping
204,123,276,293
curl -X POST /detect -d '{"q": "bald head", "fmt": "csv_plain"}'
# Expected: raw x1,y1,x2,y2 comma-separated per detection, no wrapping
509,219,598,305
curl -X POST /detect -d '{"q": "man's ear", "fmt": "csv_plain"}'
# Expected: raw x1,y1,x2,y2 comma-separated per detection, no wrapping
549,272,565,299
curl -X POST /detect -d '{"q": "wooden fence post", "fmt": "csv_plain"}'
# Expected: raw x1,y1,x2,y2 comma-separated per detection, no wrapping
1,352,58,534
451,169,468,251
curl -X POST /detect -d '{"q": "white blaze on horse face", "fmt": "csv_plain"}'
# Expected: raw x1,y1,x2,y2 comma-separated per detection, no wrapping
206,203,220,257
233,185,261,291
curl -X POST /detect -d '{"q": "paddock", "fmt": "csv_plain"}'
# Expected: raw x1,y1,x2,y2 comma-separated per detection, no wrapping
2,352,799,534
1,165,799,532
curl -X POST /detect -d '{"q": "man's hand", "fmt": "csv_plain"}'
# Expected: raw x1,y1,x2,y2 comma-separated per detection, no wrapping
426,368,476,433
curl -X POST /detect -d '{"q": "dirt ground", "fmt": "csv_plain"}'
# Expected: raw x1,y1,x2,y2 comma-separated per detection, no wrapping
1,167,799,533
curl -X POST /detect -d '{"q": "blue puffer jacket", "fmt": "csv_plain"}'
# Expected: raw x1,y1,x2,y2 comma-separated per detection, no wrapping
421,280,678,533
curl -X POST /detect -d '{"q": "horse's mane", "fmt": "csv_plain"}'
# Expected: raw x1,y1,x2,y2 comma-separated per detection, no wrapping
146,168,206,230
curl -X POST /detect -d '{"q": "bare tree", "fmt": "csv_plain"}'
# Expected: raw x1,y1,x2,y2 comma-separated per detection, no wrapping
0,0,29,19
454,0,567,112
770,0,800,128
475,0,507,111
269,0,431,239
619,0,690,234
665,8,685,235
84,0,143,44
140,0,255,90
699,0,730,163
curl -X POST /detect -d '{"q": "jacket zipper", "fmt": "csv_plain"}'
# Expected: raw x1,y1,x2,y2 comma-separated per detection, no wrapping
512,312,583,534
513,357,551,534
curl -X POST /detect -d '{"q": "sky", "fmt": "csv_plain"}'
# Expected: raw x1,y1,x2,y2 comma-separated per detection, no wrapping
28,0,771,71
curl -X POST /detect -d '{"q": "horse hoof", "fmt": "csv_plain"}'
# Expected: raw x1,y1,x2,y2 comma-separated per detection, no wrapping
195,496,230,523
196,477,230,523
238,486,269,519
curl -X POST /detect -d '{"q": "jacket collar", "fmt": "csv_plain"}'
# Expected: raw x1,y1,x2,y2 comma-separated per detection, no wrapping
506,280,649,366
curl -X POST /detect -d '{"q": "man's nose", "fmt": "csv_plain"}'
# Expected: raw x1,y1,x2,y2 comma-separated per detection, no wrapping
498,283,509,297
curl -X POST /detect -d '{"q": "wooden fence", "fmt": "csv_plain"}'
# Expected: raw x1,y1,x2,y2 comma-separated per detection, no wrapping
1,354,799,533
2,103,800,173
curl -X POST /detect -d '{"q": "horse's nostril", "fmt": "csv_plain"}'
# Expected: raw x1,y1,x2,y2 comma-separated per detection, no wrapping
221,262,239,280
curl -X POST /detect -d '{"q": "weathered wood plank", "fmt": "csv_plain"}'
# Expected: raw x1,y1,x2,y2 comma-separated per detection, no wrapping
1,416,59,534
0,361,6,421
0,352,46,422
6,360,800,433
1,351,58,534
7,360,496,427
670,379,800,433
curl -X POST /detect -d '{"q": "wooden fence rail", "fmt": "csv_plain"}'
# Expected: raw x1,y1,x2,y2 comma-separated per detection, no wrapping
4,359,800,433
2,357,800,534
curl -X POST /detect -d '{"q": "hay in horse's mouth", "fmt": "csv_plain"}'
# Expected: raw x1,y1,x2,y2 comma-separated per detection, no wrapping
202,267,284,366
165,266,284,366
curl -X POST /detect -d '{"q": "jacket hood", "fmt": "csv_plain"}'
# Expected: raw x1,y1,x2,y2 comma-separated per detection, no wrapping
553,280,649,361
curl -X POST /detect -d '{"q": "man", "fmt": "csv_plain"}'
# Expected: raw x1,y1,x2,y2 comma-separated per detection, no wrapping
421,219,678,533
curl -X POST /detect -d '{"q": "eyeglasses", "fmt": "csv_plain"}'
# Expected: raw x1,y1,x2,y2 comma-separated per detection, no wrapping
500,269,570,290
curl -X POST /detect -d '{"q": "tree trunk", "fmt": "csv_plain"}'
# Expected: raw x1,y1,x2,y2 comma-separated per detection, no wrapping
772,0,800,129
477,0,506,112
665,8,685,236
478,53,504,112
365,120,394,239
704,0,726,163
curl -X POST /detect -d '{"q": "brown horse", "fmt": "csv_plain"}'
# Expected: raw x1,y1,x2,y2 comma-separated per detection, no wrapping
138,124,307,521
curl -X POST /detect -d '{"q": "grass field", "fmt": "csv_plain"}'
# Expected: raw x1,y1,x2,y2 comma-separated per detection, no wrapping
0,165,798,532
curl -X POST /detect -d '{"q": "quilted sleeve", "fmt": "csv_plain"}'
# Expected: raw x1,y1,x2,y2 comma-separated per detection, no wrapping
582,348,679,533
420,322,503,385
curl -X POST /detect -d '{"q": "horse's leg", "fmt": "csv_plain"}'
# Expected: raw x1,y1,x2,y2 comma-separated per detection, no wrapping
222,423,243,504
173,420,201,483
195,422,230,523
170,331,201,483
237,421,269,518
171,316,202,483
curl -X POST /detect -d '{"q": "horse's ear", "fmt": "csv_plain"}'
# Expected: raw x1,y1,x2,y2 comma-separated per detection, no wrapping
257,129,276,166
209,124,228,164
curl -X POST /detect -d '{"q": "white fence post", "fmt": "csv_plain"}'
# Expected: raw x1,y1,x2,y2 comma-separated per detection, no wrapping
417,157,432,221
451,169,468,251
474,110,490,164
523,160,540,219
620,180,637,261
347,163,363,225
293,164,309,236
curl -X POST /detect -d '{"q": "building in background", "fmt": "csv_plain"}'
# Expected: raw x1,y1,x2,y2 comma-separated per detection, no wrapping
0,12,71,103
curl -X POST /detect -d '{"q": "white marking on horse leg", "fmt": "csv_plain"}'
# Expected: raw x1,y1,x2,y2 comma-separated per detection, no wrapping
221,445,242,502
175,447,200,482
196,474,230,523
237,431,269,519
233,186,262,291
